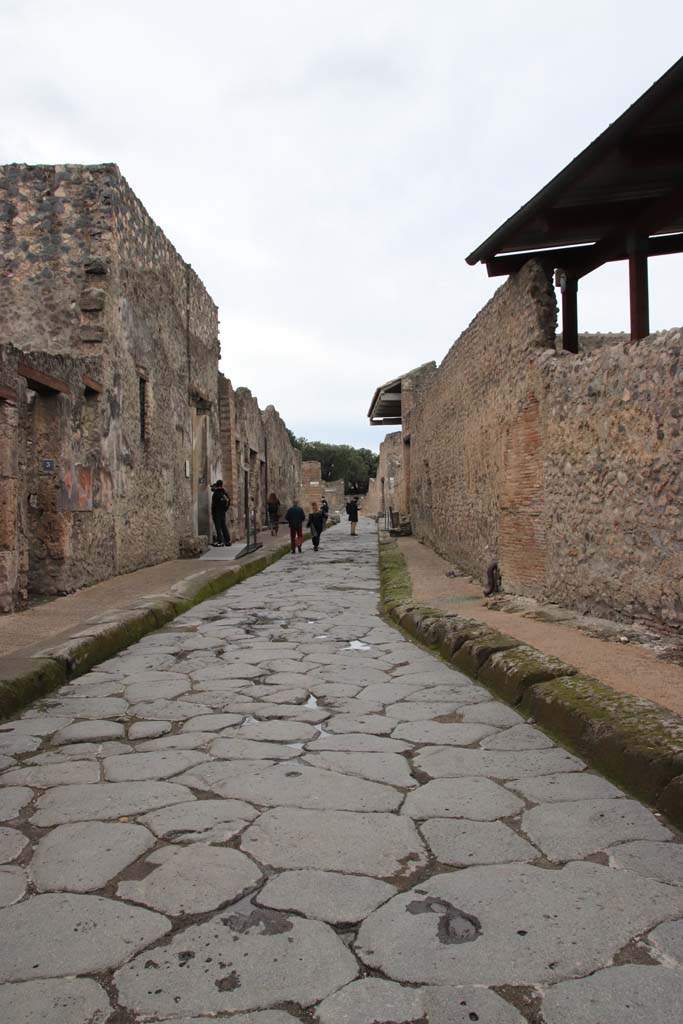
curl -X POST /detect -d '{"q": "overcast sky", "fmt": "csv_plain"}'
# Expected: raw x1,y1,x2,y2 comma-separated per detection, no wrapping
2,2,682,450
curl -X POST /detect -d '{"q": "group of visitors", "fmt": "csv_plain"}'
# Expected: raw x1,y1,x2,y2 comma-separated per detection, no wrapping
211,483,358,553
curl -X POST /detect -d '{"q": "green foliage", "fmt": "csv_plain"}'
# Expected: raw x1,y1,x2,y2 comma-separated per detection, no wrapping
291,438,379,493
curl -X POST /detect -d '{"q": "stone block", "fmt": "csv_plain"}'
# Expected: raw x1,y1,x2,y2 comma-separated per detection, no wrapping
78,287,105,311
477,645,576,704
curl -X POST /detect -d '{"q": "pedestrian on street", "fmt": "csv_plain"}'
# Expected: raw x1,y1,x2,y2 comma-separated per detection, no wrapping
320,496,329,531
285,499,305,554
210,480,231,547
267,492,281,536
307,502,324,552
346,496,359,536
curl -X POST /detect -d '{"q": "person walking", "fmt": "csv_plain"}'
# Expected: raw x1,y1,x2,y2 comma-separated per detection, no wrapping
320,496,329,531
346,496,359,536
285,499,306,554
307,502,324,552
211,480,231,547
267,492,281,536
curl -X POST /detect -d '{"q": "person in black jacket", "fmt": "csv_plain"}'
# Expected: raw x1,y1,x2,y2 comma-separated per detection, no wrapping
285,499,305,554
346,496,359,536
320,497,329,531
211,481,231,547
307,502,324,552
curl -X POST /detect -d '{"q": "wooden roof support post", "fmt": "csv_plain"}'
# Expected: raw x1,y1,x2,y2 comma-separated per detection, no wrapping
556,269,579,353
628,231,650,340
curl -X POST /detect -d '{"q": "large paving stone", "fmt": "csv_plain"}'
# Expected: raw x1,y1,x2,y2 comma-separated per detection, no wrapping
139,798,258,842
0,732,41,755
309,682,363,698
102,749,209,781
157,1015,300,1024
607,840,683,886
0,865,26,906
315,978,422,1023
118,845,262,915
305,732,411,754
223,720,319,743
31,741,131,762
210,737,301,760
137,732,215,751
392,721,497,746
31,697,128,720
459,702,525,727
0,755,15,771
507,772,624,803
127,721,172,740
181,713,245,732
303,751,416,788
649,919,683,962
481,724,556,750
31,822,155,892
241,808,427,878
358,682,426,703
226,702,330,724
522,798,672,862
415,746,585,779
0,716,72,736
421,819,538,866
316,979,526,1024
0,826,28,863
257,869,396,923
403,778,524,821
0,893,170,981
355,862,683,985
385,702,465,722
177,763,403,812
0,978,112,1024
325,713,398,735
115,908,358,1015
0,761,99,788
124,678,189,702
0,787,33,821
132,699,212,720
53,721,126,744
541,964,683,1023
31,781,194,826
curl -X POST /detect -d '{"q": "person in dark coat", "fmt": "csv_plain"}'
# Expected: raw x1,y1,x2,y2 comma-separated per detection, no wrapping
346,496,359,535
320,497,329,531
211,480,231,547
307,502,324,552
285,499,305,553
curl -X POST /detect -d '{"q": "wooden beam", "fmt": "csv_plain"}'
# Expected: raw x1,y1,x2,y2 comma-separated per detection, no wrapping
486,231,683,277
17,363,69,395
83,375,103,394
0,385,18,403
628,232,650,340
559,275,579,354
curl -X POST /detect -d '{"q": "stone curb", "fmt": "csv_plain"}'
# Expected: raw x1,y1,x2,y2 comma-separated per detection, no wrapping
0,534,309,722
378,531,683,831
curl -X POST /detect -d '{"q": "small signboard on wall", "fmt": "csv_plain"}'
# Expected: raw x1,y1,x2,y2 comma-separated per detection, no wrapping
41,459,56,473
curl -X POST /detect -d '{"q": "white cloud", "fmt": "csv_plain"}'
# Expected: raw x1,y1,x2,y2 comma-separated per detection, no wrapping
2,0,682,451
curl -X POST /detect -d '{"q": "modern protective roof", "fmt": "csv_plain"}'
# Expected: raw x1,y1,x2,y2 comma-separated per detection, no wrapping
467,56,683,278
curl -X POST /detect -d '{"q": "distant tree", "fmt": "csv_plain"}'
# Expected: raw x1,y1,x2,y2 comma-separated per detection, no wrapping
291,438,379,493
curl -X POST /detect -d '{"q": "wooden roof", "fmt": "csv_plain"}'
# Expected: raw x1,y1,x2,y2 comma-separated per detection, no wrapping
467,57,683,279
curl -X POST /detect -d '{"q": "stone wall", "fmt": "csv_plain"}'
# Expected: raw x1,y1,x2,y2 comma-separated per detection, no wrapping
0,164,220,608
404,258,683,632
299,462,344,516
541,328,682,630
217,376,301,542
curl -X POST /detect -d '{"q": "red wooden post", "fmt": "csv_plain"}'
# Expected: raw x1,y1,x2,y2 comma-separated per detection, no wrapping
628,232,650,340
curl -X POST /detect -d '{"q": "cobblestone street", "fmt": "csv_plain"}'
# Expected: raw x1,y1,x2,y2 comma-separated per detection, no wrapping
0,521,682,1023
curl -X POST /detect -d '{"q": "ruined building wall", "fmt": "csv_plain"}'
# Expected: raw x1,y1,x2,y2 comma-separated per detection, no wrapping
0,163,220,607
410,260,557,585
540,328,683,630
217,378,301,541
300,462,323,514
262,405,301,514
409,257,683,631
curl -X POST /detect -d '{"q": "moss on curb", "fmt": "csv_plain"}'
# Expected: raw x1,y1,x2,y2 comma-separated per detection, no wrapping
0,536,299,723
377,529,683,832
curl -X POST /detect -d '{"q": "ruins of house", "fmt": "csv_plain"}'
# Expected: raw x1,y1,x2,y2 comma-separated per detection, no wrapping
368,59,683,633
217,376,301,541
0,163,300,612
300,462,345,516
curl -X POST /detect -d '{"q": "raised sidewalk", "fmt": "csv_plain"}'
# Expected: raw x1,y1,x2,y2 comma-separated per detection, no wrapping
0,530,296,719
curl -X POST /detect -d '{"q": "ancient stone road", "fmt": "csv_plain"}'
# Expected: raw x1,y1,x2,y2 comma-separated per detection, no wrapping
0,521,682,1023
